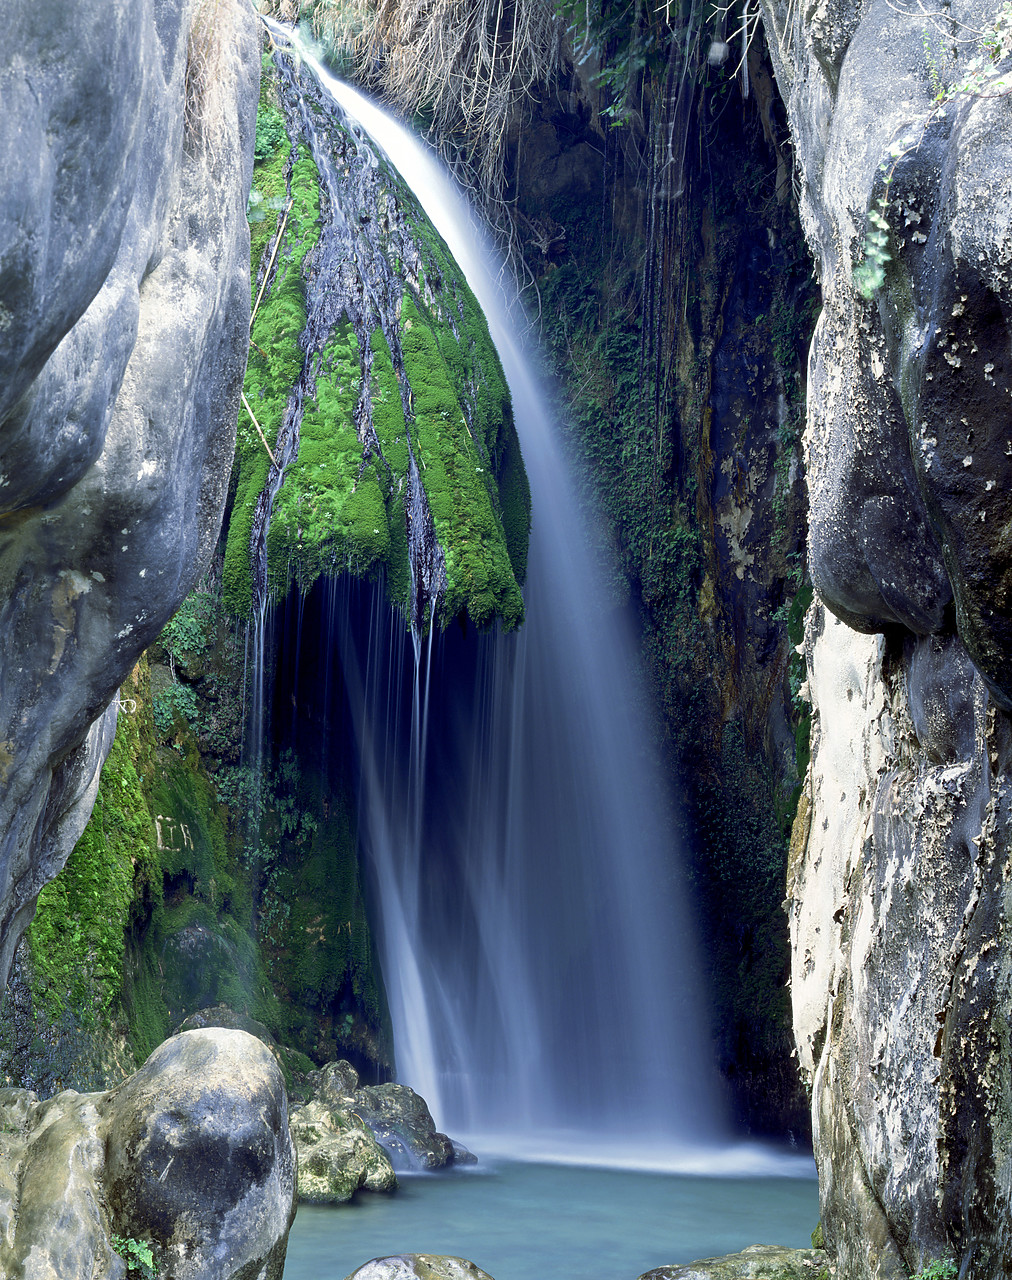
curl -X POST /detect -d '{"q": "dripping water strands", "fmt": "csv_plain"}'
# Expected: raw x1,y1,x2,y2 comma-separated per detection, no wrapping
258,22,802,1171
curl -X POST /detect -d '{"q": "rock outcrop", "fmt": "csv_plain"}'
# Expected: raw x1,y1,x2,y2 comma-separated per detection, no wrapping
226,35,530,632
757,0,1012,1273
0,1027,297,1278
0,0,259,990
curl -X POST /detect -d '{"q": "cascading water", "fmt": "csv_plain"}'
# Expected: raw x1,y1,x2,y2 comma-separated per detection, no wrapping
269,25,729,1160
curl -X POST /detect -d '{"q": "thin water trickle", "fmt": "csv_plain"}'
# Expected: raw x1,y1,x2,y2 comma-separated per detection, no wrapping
253,33,734,1161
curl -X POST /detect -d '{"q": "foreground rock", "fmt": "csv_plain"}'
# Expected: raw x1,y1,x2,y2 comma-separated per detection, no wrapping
0,1028,296,1278
170,1007,473,1201
344,1258,496,1280
0,0,258,990
639,1245,828,1279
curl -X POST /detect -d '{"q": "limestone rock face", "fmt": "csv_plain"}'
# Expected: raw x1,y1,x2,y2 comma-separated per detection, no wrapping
759,0,1012,686
0,1029,297,1279
0,0,259,990
790,601,1009,1279
755,0,1012,1274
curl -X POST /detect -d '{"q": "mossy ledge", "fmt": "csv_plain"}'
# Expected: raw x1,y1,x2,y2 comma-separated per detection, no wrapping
225,39,530,632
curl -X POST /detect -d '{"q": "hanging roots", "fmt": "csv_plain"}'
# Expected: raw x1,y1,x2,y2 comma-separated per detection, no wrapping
258,0,563,281
185,0,241,150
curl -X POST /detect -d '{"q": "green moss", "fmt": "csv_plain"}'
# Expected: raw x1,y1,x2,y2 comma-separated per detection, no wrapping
261,772,388,1065
405,215,531,590
400,293,525,628
26,667,156,1026
266,324,392,596
224,143,322,615
224,60,530,630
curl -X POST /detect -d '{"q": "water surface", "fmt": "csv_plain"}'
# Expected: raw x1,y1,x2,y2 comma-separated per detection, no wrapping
283,1158,819,1280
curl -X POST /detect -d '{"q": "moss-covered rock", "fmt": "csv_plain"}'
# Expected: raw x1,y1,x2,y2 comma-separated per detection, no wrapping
639,1245,829,1280
353,1082,455,1171
224,40,529,631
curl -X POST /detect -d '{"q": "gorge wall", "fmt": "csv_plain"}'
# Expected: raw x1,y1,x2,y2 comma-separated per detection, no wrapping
499,23,817,1135
0,0,259,991
759,0,1012,1272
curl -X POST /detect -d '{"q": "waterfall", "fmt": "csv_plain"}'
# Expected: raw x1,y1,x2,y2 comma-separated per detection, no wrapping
269,26,730,1162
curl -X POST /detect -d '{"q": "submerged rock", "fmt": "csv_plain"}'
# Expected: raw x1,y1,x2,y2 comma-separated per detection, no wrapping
344,1257,496,1280
639,1245,828,1280
0,1028,297,1278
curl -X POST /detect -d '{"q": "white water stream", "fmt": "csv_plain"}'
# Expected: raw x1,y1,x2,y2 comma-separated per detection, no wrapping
273,29,805,1171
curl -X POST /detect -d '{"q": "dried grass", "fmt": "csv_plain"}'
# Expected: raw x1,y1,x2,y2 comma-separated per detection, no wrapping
185,0,242,151
260,0,563,278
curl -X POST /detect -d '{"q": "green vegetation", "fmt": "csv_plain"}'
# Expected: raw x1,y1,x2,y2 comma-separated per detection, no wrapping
26,665,157,1034
224,137,320,616
911,1262,958,1280
111,1234,157,1280
401,292,525,627
1,562,391,1090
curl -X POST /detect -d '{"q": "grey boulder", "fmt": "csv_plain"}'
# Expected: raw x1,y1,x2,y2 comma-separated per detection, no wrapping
102,1028,297,1279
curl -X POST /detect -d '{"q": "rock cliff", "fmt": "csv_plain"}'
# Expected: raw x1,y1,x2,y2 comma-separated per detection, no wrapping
758,0,1012,1272
0,0,259,990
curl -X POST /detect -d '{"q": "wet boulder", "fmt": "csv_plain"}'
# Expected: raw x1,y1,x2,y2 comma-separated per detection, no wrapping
289,1100,397,1203
0,1029,296,1278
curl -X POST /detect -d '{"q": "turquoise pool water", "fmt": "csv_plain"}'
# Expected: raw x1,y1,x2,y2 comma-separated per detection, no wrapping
283,1153,819,1280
